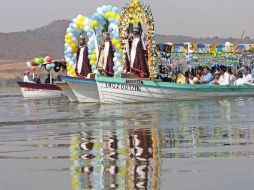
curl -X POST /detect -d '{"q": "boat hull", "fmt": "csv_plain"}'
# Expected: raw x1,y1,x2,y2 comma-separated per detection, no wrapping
61,76,99,103
18,82,62,99
96,76,254,104
55,81,78,102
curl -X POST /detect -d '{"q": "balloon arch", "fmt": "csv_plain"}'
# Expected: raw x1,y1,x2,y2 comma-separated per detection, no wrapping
64,0,158,78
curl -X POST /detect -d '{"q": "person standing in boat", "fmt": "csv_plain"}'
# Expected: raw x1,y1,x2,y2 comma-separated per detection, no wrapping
97,32,114,77
76,35,91,77
129,27,149,78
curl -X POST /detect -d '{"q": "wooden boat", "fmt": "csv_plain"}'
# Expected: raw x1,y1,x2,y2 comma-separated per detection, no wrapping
61,76,99,103
18,81,62,99
55,81,78,102
96,75,254,104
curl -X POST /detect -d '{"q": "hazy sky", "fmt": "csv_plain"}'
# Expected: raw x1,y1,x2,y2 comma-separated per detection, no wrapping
1,0,254,38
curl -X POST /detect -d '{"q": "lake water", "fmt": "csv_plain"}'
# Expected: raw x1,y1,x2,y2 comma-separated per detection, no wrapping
1,86,254,190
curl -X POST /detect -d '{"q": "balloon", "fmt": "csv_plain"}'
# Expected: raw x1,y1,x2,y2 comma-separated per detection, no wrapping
40,57,44,64
91,54,96,61
46,64,52,71
51,63,55,68
44,56,52,63
31,66,36,71
31,60,36,66
26,61,32,68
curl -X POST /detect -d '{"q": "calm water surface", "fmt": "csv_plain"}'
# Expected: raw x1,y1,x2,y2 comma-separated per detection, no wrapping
0,87,254,190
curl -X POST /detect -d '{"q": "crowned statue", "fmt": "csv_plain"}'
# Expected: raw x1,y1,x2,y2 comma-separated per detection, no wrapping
75,35,92,77
97,32,114,77
126,25,149,78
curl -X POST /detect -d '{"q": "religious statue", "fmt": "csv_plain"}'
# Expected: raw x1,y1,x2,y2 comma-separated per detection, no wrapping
127,27,149,78
97,32,114,77
75,35,92,77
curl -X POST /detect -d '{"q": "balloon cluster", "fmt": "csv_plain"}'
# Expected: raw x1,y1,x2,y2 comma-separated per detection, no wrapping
26,56,53,71
64,15,88,76
87,5,122,77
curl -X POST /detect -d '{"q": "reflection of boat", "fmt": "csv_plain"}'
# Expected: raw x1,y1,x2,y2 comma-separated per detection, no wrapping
17,81,62,99
96,75,254,104
69,128,160,190
55,81,78,102
61,76,99,103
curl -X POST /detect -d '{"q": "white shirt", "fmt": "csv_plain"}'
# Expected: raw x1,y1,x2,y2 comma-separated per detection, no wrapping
243,74,253,84
218,72,230,85
189,77,198,84
236,74,253,85
23,75,35,83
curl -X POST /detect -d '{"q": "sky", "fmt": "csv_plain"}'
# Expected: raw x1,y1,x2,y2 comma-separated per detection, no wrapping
1,0,254,38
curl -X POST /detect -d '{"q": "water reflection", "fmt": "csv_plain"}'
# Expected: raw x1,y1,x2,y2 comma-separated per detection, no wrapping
69,126,254,190
70,129,160,190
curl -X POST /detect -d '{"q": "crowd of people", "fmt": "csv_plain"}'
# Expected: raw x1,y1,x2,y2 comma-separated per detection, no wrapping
23,71,62,84
158,64,254,86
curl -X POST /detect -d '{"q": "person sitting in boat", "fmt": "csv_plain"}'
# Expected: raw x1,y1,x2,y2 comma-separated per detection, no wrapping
76,35,92,77
129,27,149,78
236,66,253,85
188,72,198,84
23,71,35,83
193,66,203,84
97,32,114,77
55,75,62,82
44,73,54,84
209,72,220,85
218,65,230,85
33,74,41,84
228,67,237,85
176,70,187,84
199,66,213,84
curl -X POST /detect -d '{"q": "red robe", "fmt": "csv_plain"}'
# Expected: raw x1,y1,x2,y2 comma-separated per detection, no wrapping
130,34,149,78
76,45,91,77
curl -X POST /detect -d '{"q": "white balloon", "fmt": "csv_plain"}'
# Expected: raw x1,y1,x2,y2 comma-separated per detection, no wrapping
77,15,83,19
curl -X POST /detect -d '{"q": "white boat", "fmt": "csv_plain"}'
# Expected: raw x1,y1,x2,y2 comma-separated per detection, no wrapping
96,75,254,104
18,81,63,99
55,81,78,102
61,76,99,103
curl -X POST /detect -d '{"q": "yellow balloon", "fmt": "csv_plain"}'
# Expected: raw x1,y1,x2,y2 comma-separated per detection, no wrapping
91,54,96,61
116,44,121,50
105,12,111,19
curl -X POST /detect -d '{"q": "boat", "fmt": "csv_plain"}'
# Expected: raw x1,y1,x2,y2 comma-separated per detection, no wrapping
55,81,78,102
18,81,62,99
61,76,99,103
96,75,254,104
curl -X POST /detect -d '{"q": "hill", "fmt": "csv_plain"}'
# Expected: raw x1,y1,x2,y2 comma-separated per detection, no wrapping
0,20,254,61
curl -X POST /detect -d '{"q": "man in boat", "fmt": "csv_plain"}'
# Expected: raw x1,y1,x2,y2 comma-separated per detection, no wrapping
23,71,35,83
33,74,41,84
218,65,230,85
76,35,91,77
129,27,149,78
97,32,114,77
195,66,213,84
